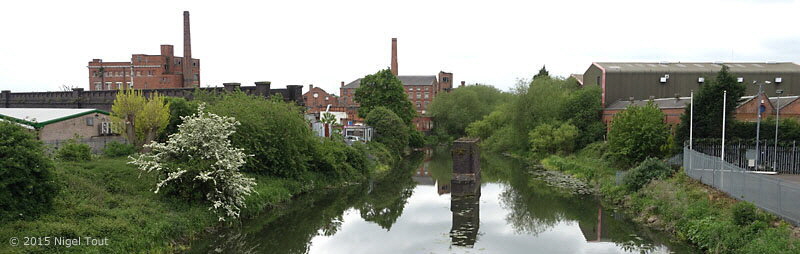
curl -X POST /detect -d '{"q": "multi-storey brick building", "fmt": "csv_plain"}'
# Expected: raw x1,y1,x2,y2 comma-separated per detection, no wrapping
303,85,339,113
339,38,454,132
87,11,199,91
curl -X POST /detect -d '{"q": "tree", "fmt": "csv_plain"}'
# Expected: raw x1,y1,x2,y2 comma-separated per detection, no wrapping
561,86,605,148
355,69,416,125
110,89,170,149
676,65,746,146
428,85,511,140
365,106,410,154
533,65,550,80
528,123,579,159
607,102,670,167
130,104,256,221
158,97,198,142
0,121,58,221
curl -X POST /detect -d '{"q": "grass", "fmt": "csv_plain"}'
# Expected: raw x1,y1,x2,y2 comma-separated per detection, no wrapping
539,143,800,253
0,157,330,253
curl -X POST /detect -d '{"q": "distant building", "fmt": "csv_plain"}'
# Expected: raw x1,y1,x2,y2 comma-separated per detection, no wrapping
87,11,199,90
339,38,455,132
583,62,800,107
0,108,123,152
303,85,339,113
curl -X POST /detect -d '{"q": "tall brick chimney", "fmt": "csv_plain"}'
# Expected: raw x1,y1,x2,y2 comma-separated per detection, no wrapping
391,38,398,76
182,11,193,87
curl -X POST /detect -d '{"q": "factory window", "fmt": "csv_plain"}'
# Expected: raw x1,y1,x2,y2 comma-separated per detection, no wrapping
425,87,429,91
443,77,450,82
127,82,132,89
136,71,141,76
105,82,112,90
192,61,196,66
148,71,154,76
408,93,413,99
416,87,421,91
416,92,421,99
116,82,123,89
416,102,421,108
94,82,101,90
408,87,413,91
85,117,94,126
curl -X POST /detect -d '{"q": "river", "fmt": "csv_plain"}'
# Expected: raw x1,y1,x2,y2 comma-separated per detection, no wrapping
189,147,696,253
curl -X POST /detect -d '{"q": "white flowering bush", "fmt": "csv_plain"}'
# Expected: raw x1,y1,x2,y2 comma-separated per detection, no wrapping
130,104,256,221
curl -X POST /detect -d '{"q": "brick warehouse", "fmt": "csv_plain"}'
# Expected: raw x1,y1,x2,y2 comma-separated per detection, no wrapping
338,38,455,132
87,11,199,91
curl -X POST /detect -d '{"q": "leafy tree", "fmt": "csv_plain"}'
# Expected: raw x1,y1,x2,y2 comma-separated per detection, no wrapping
0,121,58,221
676,65,746,146
561,86,605,148
158,97,198,142
111,89,171,149
207,92,315,178
365,106,409,155
355,69,416,125
533,65,550,80
428,84,511,140
130,104,255,221
528,123,579,159
607,102,670,167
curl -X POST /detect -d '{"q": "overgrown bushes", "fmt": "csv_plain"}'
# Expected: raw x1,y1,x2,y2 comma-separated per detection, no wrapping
102,141,136,157
0,121,58,221
55,139,92,161
366,106,410,155
607,102,670,167
623,158,673,191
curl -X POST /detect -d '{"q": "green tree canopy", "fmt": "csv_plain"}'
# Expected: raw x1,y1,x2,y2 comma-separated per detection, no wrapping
365,106,409,154
0,121,58,221
607,102,670,167
111,89,171,149
533,65,550,80
676,65,746,145
428,84,511,140
355,69,417,125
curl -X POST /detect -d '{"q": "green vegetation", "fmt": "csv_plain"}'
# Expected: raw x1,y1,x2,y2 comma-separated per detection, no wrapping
365,106,409,155
427,84,511,142
55,139,92,162
354,68,416,125
101,141,135,157
622,158,673,192
607,102,670,167
528,122,579,159
0,121,58,222
110,89,170,149
158,97,198,142
675,65,746,146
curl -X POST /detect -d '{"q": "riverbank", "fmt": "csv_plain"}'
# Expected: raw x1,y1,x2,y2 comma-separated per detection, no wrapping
0,157,372,253
538,143,800,253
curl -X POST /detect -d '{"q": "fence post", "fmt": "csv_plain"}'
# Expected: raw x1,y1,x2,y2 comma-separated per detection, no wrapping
793,141,797,174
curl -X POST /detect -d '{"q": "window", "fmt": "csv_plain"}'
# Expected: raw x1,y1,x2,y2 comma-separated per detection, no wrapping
416,92,421,99
325,96,329,100
737,77,744,83
443,77,450,82
313,93,319,98
148,71,154,76
116,82,123,89
416,87,421,91
136,71,141,76
127,82,133,89
408,87,413,91
416,102,421,108
94,82,101,90
424,92,429,99
425,87,429,91
85,117,94,126
105,82,112,90
408,94,413,99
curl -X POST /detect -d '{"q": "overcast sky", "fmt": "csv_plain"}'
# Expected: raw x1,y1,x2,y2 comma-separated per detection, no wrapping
1,0,799,94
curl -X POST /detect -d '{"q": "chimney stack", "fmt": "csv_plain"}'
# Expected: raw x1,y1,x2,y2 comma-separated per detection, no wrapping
309,84,314,90
182,11,193,87
391,38,398,76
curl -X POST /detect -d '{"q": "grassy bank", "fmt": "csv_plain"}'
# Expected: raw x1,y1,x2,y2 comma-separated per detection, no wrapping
0,157,362,253
540,144,800,253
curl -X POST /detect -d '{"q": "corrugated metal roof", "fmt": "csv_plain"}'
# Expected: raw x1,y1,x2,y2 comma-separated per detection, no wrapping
342,75,437,89
595,62,800,73
606,97,692,110
0,108,109,128
769,96,800,110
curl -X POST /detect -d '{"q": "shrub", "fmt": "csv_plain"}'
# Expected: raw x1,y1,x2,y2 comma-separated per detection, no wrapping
623,158,673,191
0,121,58,221
365,107,410,155
408,130,425,148
731,202,759,226
130,105,256,221
158,97,198,142
102,141,136,157
56,139,93,161
528,122,579,159
607,102,670,167
206,92,315,178
310,139,367,180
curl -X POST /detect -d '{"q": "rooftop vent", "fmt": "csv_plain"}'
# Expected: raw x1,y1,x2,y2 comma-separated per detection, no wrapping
698,77,705,83
776,77,783,83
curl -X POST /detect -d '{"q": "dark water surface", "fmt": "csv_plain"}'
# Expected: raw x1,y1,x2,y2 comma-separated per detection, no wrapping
190,148,696,253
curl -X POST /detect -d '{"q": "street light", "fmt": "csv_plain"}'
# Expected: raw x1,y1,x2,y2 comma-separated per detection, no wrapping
755,81,771,170
773,89,784,172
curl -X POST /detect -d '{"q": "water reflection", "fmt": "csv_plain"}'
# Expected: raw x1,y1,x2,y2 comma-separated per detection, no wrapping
188,147,695,254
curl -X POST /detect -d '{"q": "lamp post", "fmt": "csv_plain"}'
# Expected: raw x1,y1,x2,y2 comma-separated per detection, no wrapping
755,81,771,170
773,89,784,172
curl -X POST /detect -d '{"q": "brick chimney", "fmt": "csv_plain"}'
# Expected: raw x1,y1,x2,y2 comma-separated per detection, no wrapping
391,38,398,76
341,81,345,87
182,11,193,87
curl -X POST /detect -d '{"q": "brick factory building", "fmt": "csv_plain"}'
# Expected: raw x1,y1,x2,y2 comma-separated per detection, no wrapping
303,85,340,114
87,11,199,91
339,38,455,132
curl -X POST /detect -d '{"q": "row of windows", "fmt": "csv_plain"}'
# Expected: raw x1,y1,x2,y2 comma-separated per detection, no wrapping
94,82,133,90
407,92,430,99
407,87,430,91
92,70,155,77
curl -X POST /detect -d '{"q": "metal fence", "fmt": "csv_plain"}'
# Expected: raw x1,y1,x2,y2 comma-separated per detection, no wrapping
692,141,800,174
684,147,800,226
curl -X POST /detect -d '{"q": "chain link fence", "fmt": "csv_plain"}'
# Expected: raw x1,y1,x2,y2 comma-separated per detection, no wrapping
684,147,800,226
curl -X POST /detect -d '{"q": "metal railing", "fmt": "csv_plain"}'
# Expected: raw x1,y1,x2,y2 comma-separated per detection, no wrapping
684,147,800,226
691,141,800,174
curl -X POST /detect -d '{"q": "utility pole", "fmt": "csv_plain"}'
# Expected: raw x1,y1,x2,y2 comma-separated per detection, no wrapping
774,89,784,171
690,91,694,150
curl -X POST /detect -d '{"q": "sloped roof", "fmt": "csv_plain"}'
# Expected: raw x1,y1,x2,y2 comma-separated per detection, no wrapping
769,96,800,110
570,74,584,85
594,62,800,73
342,75,437,89
0,108,109,129
606,97,692,110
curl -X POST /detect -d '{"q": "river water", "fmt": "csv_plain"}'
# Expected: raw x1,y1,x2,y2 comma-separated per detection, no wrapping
190,147,696,253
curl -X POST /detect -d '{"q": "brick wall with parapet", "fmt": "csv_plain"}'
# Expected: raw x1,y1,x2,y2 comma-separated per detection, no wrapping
0,82,304,111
